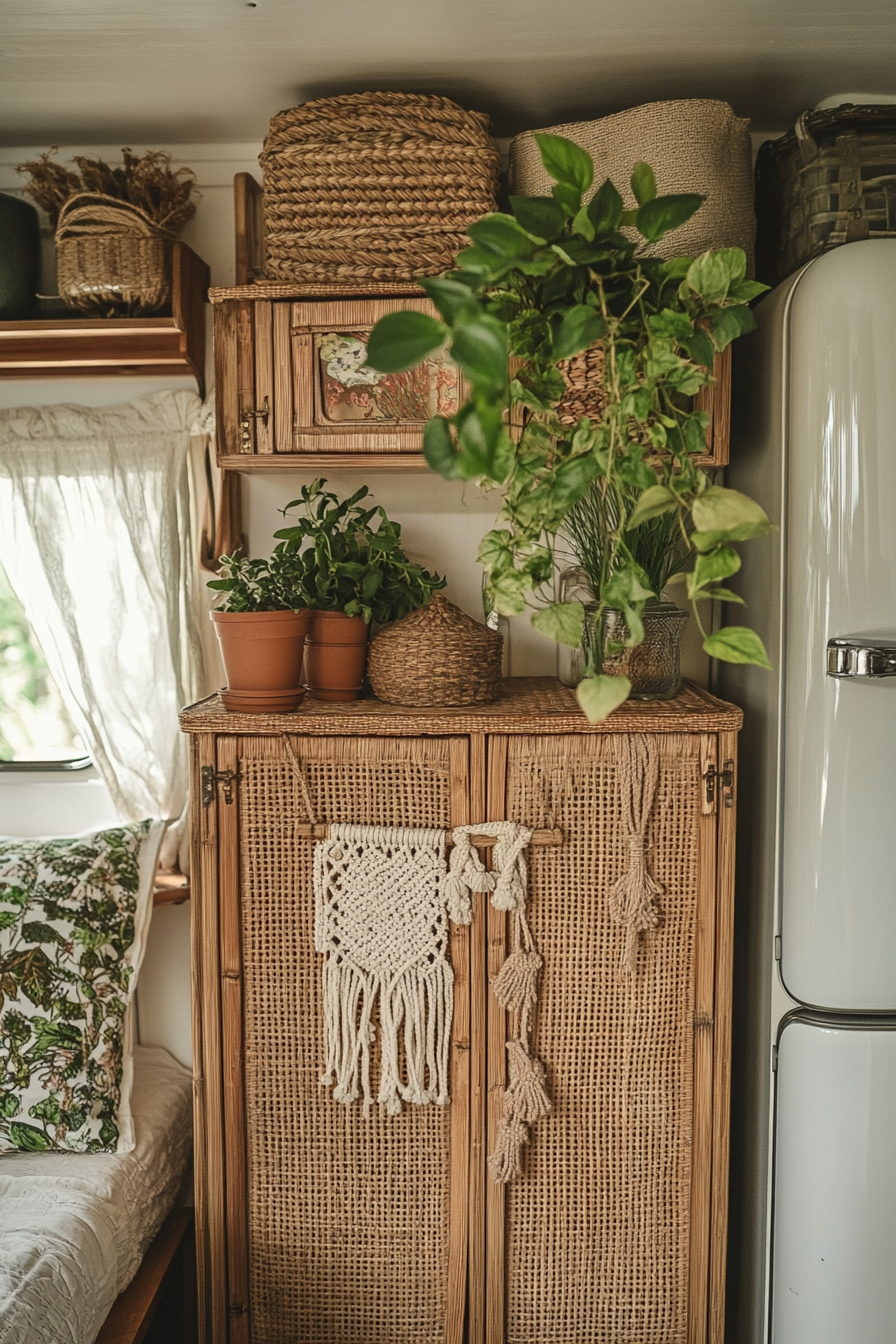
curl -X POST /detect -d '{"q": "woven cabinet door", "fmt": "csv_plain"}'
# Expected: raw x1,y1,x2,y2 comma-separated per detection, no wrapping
217,733,471,1344
485,732,727,1344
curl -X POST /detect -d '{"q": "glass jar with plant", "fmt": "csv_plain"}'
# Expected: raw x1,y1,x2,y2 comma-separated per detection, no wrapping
365,135,774,721
272,479,446,701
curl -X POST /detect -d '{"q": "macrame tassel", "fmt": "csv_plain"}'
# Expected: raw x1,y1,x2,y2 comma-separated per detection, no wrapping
491,948,542,1020
488,1113,530,1184
609,735,664,976
504,1037,551,1123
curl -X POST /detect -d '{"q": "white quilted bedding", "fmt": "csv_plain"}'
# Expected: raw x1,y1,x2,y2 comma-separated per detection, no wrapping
0,1045,193,1344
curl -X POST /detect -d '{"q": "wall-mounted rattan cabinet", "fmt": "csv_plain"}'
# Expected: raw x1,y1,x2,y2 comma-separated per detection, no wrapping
182,678,740,1344
209,283,731,472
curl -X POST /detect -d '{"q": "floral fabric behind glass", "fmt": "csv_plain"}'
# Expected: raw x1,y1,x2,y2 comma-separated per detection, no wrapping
316,331,459,422
0,822,153,1153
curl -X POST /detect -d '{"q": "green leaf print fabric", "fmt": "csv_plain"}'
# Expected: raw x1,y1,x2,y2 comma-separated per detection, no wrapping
0,821,159,1154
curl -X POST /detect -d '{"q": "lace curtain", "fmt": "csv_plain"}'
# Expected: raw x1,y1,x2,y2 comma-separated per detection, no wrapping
0,391,209,868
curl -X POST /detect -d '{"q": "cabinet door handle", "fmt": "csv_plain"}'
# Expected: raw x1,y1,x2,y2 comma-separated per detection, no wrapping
239,395,270,449
827,637,896,678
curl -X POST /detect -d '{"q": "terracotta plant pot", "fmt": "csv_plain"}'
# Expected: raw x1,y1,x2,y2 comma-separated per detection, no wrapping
211,609,311,698
304,613,369,702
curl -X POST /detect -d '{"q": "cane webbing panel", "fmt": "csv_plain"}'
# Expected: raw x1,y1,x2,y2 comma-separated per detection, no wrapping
238,736,457,1343
502,734,702,1344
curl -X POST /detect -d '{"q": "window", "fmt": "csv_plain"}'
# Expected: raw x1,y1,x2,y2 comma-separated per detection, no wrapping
0,559,89,769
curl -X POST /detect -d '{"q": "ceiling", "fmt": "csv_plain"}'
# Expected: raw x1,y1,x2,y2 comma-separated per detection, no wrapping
2,0,896,146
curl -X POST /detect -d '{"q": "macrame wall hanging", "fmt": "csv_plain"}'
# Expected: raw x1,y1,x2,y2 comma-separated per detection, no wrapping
446,821,551,1184
313,822,452,1118
609,733,664,975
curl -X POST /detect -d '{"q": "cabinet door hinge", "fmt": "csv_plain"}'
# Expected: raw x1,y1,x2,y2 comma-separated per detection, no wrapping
704,759,735,809
200,765,239,807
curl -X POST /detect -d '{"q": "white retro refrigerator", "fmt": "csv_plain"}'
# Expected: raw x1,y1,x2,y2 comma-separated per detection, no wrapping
718,239,896,1344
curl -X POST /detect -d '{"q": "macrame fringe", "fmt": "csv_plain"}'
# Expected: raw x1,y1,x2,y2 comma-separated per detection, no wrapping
447,821,550,1184
608,734,663,976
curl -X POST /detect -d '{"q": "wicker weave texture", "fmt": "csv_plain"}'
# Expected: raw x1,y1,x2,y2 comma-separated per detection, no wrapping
259,91,499,283
502,733,701,1343
239,735,454,1343
367,594,503,706
55,193,173,314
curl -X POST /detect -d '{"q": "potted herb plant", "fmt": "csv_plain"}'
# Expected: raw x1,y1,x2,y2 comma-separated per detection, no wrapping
273,479,446,701
208,549,311,713
365,135,773,722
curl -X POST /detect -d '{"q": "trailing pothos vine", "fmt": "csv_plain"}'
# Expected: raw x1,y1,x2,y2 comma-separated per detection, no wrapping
366,133,774,721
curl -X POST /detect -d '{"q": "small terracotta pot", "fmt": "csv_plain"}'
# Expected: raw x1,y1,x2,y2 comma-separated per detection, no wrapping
211,609,311,692
304,635,368,703
310,610,369,643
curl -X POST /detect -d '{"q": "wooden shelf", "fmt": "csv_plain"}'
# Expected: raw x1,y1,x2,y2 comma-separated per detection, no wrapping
0,243,210,396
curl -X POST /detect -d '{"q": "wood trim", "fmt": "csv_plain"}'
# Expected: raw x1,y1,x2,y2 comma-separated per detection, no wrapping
467,735,488,1344
94,1207,194,1344
252,301,274,454
709,730,738,1343
192,732,224,1344
694,346,732,468
214,301,239,461
689,732,721,1344
218,451,429,471
219,736,249,1342
272,303,294,453
236,301,256,453
234,173,265,286
172,241,209,397
447,738,472,1344
485,735,509,1344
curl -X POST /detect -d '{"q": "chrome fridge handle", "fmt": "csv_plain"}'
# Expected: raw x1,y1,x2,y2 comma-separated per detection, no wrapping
827,637,896,678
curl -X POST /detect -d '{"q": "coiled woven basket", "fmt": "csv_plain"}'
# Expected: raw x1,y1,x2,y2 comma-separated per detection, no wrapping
259,91,500,283
368,594,503,707
55,193,174,314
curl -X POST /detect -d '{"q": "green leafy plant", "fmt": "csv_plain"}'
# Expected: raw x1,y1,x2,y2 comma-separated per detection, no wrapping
272,479,446,624
206,549,307,613
365,135,774,720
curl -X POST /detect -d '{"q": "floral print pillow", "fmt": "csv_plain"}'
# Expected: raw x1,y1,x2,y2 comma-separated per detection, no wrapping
0,821,159,1154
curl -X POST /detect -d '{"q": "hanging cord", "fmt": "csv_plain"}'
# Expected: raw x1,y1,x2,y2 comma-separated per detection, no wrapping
446,820,550,1183
280,733,320,826
608,734,663,976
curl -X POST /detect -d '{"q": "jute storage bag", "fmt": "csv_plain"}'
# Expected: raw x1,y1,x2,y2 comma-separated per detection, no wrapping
509,98,755,270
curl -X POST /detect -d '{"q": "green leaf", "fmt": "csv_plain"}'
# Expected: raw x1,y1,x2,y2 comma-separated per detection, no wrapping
692,486,772,535
365,311,448,372
703,626,772,669
690,546,741,594
423,416,467,480
8,1121,51,1151
572,204,595,241
630,161,657,206
552,182,583,217
509,195,567,240
467,213,536,258
710,304,757,352
729,278,771,303
577,673,632,722
531,601,585,647
418,276,481,324
703,586,745,604
552,305,607,361
450,316,508,392
551,453,600,508
535,132,594,193
21,921,64,945
714,246,748,283
680,329,717,369
636,193,704,243
586,178,624,234
685,251,731,302
628,484,679,528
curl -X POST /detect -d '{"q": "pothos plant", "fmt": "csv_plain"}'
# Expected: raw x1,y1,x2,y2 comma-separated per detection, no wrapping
366,133,774,721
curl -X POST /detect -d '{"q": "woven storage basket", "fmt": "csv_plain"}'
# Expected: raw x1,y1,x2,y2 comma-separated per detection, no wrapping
55,193,173,314
509,99,755,270
755,104,896,286
259,91,500,283
367,593,503,706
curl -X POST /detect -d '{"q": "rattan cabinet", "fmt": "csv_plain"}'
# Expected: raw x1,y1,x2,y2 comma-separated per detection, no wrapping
181,678,740,1344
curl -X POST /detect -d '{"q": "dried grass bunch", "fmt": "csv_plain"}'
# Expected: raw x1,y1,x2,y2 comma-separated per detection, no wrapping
17,148,198,233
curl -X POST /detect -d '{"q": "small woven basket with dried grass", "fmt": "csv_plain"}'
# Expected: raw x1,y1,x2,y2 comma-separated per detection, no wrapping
259,91,500,283
55,193,174,314
368,594,503,707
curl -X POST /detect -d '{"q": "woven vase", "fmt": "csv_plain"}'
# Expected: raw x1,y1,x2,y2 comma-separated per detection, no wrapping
368,594,503,707
55,193,174,314
259,91,500,283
